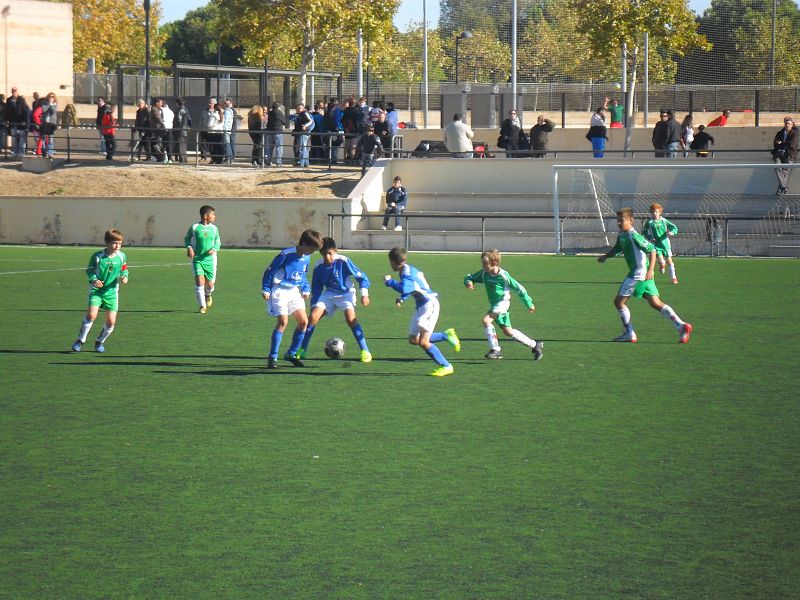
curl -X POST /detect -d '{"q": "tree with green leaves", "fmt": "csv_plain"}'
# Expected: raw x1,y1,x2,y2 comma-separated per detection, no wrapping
213,0,398,103
59,0,166,71
161,5,243,66
574,0,710,149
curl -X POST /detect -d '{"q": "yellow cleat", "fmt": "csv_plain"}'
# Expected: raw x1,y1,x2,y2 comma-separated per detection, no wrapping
360,350,373,363
199,306,207,314
431,364,454,377
444,328,461,352
205,295,213,308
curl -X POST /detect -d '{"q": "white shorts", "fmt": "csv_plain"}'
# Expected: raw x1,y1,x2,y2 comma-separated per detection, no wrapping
618,276,640,297
312,289,356,316
266,286,306,317
489,299,511,316
409,297,440,337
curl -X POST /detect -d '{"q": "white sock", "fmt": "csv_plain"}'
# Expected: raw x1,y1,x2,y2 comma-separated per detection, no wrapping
206,285,215,297
510,328,536,348
485,325,500,350
669,264,677,279
195,285,206,307
78,317,93,342
618,307,633,333
96,325,114,343
660,304,685,329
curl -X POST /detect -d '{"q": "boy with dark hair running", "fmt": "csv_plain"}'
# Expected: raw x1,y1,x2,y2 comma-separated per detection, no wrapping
185,205,221,313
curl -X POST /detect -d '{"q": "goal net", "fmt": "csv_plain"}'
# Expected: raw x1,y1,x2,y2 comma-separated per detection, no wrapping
552,162,800,257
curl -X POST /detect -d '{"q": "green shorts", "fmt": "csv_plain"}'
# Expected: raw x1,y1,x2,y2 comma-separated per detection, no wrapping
88,287,119,311
633,279,660,298
489,300,512,328
192,254,217,280
653,238,673,258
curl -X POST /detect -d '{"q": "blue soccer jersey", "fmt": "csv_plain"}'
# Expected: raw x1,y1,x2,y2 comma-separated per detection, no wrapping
310,254,371,305
261,247,312,295
384,263,438,309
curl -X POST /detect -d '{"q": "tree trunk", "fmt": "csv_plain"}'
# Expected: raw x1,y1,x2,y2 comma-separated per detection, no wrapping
298,28,312,105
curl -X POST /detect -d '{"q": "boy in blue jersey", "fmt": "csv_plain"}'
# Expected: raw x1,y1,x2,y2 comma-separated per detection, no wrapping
299,237,373,362
598,208,693,343
384,247,461,376
262,229,323,368
71,228,129,353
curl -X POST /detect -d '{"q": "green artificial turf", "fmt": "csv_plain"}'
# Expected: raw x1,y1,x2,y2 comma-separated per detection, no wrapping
0,246,798,598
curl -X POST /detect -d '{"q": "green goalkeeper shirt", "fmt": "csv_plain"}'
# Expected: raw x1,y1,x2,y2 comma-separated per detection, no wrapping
185,222,221,258
611,229,655,280
86,250,128,290
464,268,534,310
643,217,677,247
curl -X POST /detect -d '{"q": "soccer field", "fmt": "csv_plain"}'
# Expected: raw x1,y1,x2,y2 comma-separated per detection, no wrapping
1,245,798,598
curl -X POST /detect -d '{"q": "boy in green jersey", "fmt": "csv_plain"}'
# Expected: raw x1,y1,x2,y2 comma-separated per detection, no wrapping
643,202,679,284
185,205,221,313
71,229,129,353
598,208,693,344
464,249,543,360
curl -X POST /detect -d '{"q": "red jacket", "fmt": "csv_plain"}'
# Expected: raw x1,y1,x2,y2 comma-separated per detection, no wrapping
101,111,117,136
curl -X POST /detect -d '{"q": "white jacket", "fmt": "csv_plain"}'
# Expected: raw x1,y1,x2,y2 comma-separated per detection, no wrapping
444,120,475,153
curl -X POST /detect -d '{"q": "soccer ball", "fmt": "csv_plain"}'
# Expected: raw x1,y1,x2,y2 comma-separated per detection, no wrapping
614,82,622,90
324,337,345,359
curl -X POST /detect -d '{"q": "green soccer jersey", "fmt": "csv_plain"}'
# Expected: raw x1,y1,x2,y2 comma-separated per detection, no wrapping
609,104,624,124
86,250,128,290
185,222,221,258
643,217,677,250
611,229,655,280
464,268,534,310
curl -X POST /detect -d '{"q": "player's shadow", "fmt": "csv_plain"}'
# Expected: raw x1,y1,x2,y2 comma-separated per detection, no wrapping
17,309,183,313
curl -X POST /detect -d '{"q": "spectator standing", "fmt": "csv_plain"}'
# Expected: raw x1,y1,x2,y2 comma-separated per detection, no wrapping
161,99,175,163
199,98,217,161
207,101,225,164
96,97,107,154
310,100,326,163
174,98,191,163
61,102,79,129
681,114,694,158
773,116,798,195
587,105,608,158
40,92,58,158
148,98,166,162
248,104,266,166
689,124,715,157
706,109,731,127
652,110,681,158
357,125,383,176
385,102,399,135
342,98,363,162
529,115,555,158
101,102,118,160
30,100,43,156
323,99,343,164
265,102,288,166
0,94,5,155
222,99,234,163
443,113,474,158
9,92,30,157
293,102,314,168
499,109,522,158
607,97,624,128
134,99,150,160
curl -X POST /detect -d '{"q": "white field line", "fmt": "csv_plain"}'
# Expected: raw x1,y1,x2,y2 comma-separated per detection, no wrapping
0,263,190,276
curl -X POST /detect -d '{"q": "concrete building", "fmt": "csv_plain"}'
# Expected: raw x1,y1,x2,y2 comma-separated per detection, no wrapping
1,0,73,102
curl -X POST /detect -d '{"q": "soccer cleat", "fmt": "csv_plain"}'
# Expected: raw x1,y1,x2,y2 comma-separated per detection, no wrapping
659,264,666,274
71,340,83,352
679,323,693,344
283,352,305,367
444,328,461,352
485,349,503,359
532,340,544,361
360,350,373,363
94,341,105,353
205,295,213,308
296,348,306,359
431,364,454,377
672,277,679,284
199,306,207,314
613,331,638,343
266,357,278,369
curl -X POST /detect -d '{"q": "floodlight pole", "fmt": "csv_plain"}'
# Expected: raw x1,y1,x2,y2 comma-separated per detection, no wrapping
144,0,151,103
422,0,429,128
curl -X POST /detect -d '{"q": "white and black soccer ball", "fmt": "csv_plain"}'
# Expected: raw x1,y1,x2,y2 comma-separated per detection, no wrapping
324,337,345,359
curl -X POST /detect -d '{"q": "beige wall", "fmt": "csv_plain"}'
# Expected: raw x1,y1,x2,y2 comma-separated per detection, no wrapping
0,196,345,247
1,0,73,102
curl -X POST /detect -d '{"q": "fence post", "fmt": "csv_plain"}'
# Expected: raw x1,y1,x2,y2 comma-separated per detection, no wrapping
755,89,760,127
561,93,566,129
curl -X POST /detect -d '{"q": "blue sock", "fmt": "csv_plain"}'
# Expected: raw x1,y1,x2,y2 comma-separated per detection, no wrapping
300,325,315,352
351,322,368,351
429,332,446,343
425,345,449,367
269,329,283,359
288,328,306,355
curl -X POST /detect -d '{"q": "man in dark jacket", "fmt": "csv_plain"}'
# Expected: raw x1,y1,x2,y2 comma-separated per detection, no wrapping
773,116,799,194
652,109,682,158
148,98,166,162
134,99,151,161
529,115,555,158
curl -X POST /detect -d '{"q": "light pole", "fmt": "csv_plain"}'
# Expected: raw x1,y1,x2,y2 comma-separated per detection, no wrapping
2,5,9,95
144,0,151,103
455,30,473,85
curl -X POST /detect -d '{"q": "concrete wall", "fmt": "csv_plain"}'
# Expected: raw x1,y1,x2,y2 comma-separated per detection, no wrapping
0,196,345,247
1,0,73,103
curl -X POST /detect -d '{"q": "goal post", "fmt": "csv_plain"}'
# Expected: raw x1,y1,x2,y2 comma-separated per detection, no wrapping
552,162,800,256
